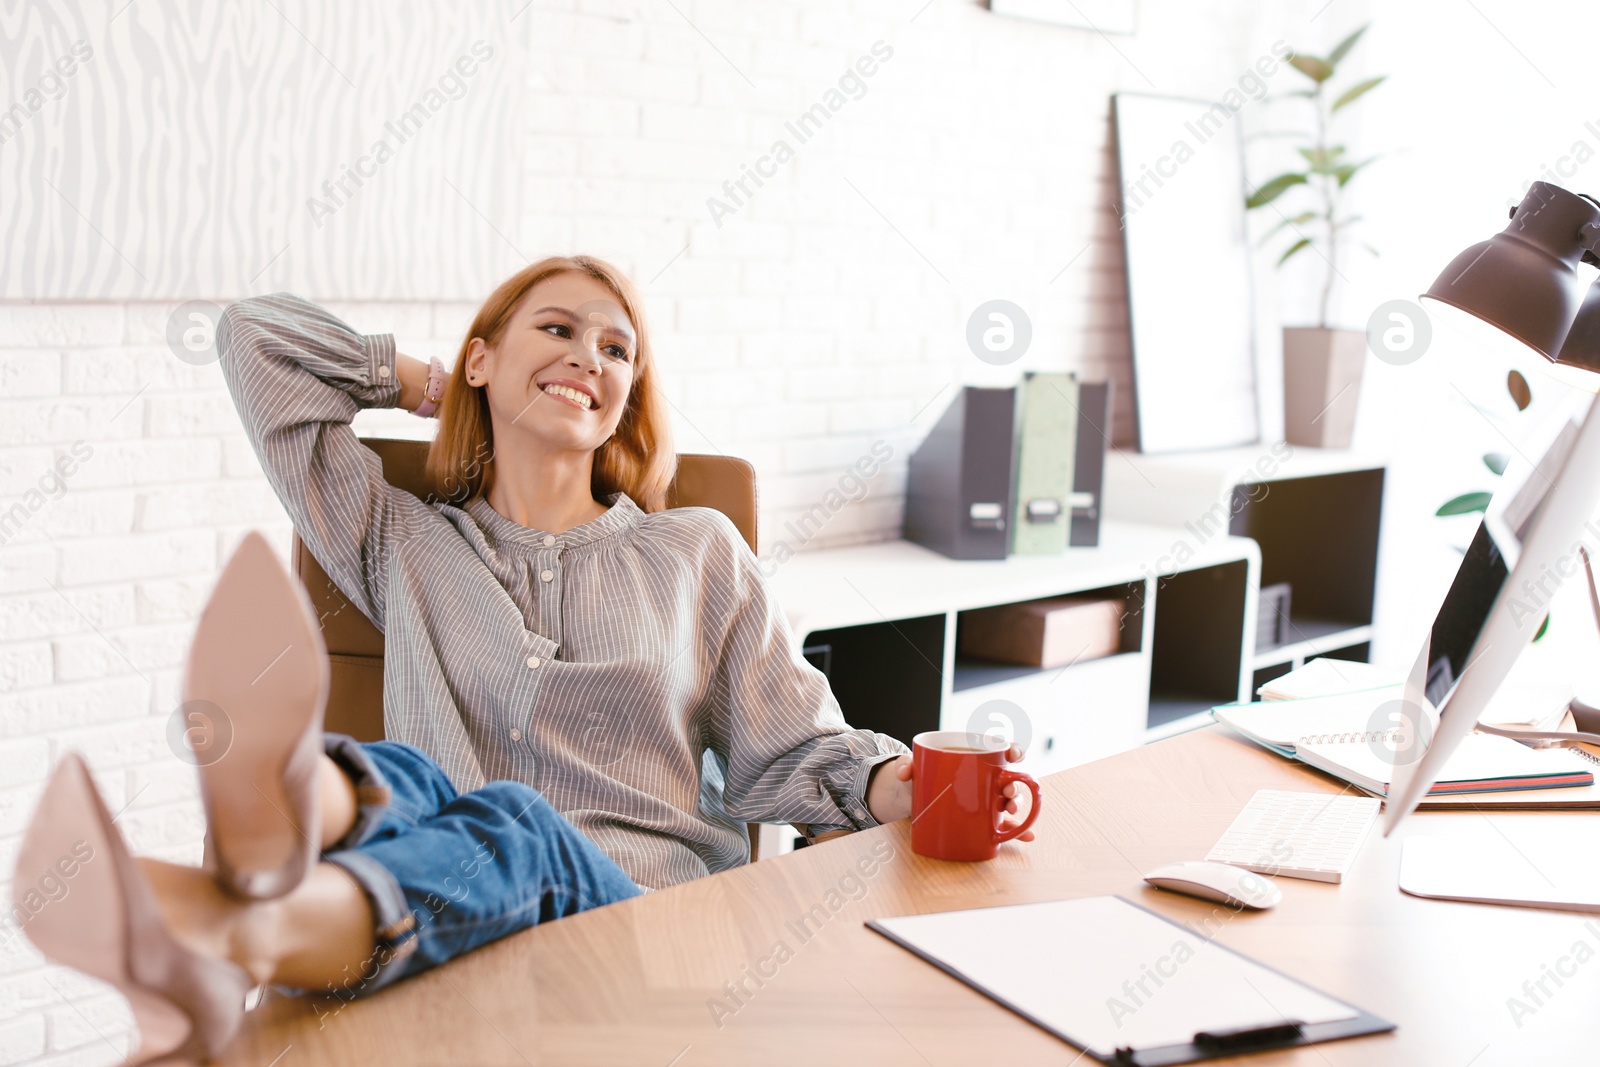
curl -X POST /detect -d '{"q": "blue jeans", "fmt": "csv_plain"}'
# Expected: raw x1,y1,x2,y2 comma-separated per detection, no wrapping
311,735,641,998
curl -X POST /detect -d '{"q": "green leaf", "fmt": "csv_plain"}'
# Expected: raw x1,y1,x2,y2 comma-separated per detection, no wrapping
1298,145,1348,172
1484,452,1508,475
1333,157,1377,187
1534,614,1550,642
1277,237,1313,266
1256,211,1318,247
1246,172,1308,208
1290,55,1335,82
1331,75,1386,113
1264,89,1320,102
1361,243,1381,257
1436,492,1493,516
1327,24,1370,67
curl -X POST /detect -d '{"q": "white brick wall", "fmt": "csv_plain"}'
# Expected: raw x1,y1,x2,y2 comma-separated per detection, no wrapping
0,1,1318,1061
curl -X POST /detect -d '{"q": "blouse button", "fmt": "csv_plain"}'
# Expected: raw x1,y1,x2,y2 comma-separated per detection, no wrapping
510,727,523,742
526,656,541,669
377,364,391,379
542,535,555,547
540,569,554,582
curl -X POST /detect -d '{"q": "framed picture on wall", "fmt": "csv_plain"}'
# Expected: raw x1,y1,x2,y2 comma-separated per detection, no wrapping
1112,92,1261,454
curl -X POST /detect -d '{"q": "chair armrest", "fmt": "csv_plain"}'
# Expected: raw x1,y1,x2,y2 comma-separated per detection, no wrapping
793,824,855,847
746,822,858,860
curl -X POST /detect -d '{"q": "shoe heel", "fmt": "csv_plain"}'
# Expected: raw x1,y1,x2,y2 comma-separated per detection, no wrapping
185,531,329,900
13,754,252,1065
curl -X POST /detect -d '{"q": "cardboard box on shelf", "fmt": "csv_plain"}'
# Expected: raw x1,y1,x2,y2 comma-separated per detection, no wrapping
958,595,1125,669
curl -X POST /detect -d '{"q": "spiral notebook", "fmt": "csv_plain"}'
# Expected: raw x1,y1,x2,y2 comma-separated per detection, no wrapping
1212,690,1595,798
1295,731,1593,796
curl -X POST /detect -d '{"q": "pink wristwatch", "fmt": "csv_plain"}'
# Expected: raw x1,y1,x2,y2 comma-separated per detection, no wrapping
413,356,446,418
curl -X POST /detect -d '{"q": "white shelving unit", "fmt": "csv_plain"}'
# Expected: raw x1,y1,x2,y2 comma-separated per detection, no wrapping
761,520,1261,857
1104,444,1387,693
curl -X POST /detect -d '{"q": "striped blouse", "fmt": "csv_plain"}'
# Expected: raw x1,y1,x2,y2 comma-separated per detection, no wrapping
217,293,908,891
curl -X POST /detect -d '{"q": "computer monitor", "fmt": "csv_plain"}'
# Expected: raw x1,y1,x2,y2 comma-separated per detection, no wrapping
1382,386,1600,834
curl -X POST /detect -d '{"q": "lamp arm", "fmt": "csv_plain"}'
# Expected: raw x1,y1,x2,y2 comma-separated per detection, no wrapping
1477,716,1600,771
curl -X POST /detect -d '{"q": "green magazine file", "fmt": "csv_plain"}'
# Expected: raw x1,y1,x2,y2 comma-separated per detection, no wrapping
1010,372,1077,556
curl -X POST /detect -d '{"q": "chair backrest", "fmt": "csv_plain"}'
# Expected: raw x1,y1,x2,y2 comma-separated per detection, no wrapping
292,439,759,743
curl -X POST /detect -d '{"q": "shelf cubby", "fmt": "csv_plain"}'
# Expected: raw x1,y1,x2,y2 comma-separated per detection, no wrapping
802,613,945,746
1106,445,1386,693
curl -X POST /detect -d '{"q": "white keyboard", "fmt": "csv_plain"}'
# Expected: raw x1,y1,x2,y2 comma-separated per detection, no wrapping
1205,789,1380,884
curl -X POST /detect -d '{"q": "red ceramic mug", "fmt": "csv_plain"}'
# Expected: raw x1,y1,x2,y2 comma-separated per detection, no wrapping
910,731,1042,861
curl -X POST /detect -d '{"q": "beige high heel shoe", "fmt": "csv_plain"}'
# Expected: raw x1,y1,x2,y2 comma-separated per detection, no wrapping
184,531,329,900
13,753,254,1065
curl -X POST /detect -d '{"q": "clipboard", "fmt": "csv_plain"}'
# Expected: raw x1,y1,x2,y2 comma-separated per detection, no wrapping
866,896,1393,1065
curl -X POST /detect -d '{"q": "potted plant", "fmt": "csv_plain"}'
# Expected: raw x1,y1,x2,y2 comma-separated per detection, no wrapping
1246,24,1385,449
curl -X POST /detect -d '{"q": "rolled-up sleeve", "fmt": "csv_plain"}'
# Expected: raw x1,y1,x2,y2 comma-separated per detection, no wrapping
708,522,909,833
217,292,429,632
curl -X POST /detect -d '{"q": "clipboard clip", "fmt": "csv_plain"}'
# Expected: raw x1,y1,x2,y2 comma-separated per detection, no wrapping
1194,1019,1305,1051
1111,1019,1306,1066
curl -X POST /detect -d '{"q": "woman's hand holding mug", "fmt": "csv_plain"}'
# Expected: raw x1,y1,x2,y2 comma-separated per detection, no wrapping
867,734,1040,858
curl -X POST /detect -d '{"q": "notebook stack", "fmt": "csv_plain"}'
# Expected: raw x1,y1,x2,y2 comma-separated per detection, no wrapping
1212,686,1593,799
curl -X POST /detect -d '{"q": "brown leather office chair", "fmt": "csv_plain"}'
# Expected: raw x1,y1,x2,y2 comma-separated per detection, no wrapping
291,438,838,858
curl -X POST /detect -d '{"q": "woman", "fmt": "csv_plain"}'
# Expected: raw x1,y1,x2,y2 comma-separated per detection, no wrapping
18,256,1033,1062
214,256,919,885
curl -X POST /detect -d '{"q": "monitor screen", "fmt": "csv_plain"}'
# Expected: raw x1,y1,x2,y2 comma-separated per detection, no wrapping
1422,397,1587,711
1385,387,1600,837
1424,523,1507,707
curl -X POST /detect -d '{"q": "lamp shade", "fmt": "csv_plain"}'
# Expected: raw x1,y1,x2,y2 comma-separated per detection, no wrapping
1557,275,1600,373
1421,182,1600,363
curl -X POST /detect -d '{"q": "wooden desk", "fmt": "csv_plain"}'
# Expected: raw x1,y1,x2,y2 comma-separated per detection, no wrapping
223,728,1599,1066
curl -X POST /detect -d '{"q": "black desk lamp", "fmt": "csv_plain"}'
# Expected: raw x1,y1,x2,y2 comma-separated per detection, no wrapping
1422,181,1600,385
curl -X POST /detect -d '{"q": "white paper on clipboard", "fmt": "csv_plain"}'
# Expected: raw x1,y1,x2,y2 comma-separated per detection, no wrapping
870,896,1355,1058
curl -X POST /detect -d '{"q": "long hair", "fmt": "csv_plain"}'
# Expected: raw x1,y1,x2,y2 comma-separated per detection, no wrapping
425,255,675,512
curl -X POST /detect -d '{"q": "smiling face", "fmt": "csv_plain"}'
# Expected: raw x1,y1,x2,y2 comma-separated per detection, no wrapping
462,271,638,461
426,254,674,513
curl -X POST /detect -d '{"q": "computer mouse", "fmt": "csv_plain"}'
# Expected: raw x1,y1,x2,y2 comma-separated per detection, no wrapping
1143,860,1282,910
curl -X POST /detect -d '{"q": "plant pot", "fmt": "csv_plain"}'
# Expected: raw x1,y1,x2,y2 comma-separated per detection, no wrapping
1283,327,1365,449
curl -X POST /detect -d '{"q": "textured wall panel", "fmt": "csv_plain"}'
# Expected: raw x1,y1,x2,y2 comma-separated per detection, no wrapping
0,0,527,300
